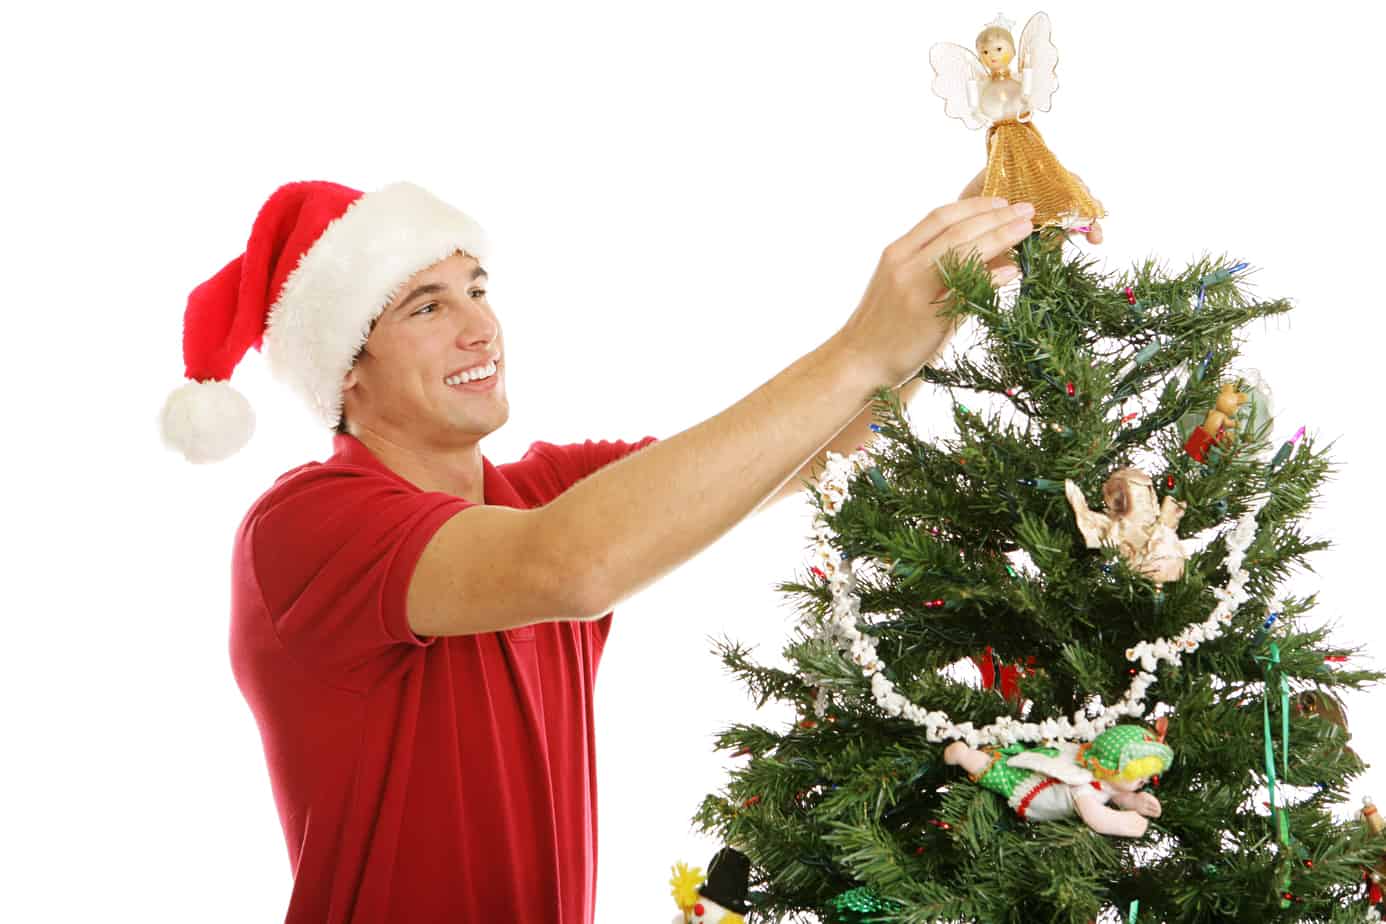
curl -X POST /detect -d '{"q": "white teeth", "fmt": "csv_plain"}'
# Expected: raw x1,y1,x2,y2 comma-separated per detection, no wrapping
445,360,497,385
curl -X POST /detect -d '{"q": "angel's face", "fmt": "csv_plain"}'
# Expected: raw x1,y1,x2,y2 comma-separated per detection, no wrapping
977,37,1014,73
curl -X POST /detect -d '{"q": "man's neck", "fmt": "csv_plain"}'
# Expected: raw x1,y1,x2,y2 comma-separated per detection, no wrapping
350,427,486,503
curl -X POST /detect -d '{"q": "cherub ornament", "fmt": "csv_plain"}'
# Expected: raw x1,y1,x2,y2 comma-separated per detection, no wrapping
943,724,1173,837
1065,468,1189,583
929,11,1105,229
669,848,750,924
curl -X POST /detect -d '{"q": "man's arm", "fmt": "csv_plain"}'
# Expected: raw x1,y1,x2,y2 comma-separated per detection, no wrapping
407,196,1037,636
756,172,1102,513
756,375,924,511
757,172,1000,512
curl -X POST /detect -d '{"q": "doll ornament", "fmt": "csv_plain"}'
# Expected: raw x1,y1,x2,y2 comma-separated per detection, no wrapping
1065,468,1189,583
944,724,1173,837
929,11,1105,229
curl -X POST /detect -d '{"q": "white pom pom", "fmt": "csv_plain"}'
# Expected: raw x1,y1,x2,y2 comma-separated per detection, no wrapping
159,379,255,463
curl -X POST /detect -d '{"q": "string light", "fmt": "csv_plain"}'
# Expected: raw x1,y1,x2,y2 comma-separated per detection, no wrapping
1194,261,1249,312
1268,426,1306,475
867,467,890,492
1251,611,1281,648
1017,477,1063,492
1196,348,1214,380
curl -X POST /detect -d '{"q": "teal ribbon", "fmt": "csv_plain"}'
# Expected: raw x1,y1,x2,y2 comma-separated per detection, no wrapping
1128,899,1139,922
1255,642,1293,907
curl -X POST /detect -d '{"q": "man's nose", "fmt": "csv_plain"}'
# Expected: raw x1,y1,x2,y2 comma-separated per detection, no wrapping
455,304,498,347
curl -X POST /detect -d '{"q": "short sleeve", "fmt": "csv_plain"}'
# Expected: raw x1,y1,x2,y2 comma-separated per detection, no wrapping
519,435,659,497
246,465,471,690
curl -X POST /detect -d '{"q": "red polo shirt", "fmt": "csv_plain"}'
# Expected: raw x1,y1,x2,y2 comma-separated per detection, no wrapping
229,432,658,923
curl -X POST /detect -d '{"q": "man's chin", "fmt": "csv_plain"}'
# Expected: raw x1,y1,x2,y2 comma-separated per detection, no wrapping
445,406,509,438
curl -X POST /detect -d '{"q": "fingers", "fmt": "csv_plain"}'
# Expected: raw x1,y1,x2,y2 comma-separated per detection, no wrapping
986,252,1020,286
922,201,1035,269
1066,218,1104,245
991,264,1020,286
892,196,1014,255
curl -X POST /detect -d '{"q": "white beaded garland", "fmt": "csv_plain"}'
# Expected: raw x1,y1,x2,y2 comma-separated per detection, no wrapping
803,441,1273,747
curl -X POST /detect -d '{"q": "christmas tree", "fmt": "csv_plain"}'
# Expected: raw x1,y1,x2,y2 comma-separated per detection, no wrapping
687,229,1386,923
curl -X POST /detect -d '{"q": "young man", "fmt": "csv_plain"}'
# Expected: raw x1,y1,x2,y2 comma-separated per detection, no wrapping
159,177,1057,923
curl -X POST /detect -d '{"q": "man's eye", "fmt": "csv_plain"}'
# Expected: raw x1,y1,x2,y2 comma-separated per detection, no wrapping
470,288,487,298
414,303,437,315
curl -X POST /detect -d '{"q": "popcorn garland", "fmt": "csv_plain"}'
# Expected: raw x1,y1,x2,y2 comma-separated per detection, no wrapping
805,442,1272,749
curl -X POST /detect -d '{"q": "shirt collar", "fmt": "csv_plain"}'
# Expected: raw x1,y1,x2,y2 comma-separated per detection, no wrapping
329,433,524,508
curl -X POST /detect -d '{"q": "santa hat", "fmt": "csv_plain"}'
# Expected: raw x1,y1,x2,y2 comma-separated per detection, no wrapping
159,179,490,463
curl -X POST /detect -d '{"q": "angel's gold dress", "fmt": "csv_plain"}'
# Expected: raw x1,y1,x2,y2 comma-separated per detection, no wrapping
981,112,1104,228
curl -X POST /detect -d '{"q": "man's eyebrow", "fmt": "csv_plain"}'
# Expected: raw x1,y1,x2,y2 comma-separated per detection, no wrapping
392,267,489,313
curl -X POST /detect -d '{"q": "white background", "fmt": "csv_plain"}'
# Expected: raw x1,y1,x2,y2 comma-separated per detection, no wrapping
4,1,1383,920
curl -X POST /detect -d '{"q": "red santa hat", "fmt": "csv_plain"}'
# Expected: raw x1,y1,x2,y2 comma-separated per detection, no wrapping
159,179,490,463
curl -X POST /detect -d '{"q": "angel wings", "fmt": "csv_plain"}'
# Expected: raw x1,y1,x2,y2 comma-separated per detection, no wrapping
928,11,1060,130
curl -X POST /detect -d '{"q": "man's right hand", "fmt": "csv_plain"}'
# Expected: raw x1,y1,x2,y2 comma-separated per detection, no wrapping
836,196,1035,388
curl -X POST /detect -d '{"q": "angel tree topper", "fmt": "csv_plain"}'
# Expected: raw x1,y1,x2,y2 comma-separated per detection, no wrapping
929,11,1105,229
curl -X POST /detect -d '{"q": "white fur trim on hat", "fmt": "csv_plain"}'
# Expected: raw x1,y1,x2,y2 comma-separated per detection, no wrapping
262,181,490,429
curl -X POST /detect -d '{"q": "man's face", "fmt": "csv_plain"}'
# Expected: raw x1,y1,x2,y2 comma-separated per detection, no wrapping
341,250,508,443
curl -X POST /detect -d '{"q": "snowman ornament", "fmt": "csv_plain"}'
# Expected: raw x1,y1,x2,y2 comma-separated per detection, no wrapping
669,847,751,924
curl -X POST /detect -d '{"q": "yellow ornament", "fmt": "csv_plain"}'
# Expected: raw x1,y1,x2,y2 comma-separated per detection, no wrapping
669,860,706,915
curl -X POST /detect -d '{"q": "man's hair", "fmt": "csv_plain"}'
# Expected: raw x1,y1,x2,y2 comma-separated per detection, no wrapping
334,317,378,435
